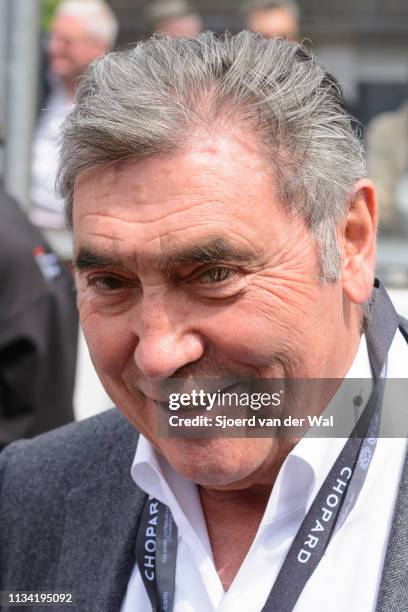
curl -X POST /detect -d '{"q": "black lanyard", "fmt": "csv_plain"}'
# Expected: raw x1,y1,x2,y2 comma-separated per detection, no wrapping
136,498,178,612
135,282,401,612
260,363,387,612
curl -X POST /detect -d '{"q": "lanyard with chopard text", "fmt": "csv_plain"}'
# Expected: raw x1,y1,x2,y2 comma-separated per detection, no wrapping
136,498,178,612
136,282,401,612
260,362,387,612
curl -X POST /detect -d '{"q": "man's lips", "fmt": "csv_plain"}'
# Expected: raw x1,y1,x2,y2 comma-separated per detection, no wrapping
151,380,255,415
138,378,253,401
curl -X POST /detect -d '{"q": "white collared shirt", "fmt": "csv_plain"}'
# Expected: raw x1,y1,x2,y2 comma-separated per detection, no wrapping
120,332,407,612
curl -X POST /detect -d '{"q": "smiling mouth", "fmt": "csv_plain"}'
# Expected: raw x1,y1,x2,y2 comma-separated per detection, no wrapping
152,380,256,416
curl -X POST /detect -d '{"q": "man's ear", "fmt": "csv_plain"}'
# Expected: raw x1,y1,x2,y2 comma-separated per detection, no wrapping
340,178,378,304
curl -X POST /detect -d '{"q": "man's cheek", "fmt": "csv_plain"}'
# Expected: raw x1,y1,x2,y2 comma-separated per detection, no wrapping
82,317,133,378
237,288,294,335
219,291,309,369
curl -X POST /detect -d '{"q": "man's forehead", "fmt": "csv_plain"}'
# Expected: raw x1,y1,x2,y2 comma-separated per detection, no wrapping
72,127,281,266
73,125,272,198
52,14,89,39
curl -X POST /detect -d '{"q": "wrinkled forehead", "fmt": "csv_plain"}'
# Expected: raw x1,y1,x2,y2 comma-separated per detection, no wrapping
72,127,278,225
71,129,293,267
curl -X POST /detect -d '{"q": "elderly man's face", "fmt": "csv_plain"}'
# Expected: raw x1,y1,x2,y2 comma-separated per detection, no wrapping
154,15,202,36
73,126,364,489
248,7,298,41
49,14,107,82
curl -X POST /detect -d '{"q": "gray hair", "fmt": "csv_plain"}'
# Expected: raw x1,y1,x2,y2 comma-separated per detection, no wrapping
56,0,119,49
59,31,365,281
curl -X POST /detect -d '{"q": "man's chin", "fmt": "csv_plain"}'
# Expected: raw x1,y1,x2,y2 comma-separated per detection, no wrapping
155,436,277,489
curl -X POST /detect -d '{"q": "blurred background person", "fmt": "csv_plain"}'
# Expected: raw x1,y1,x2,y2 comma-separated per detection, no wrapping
145,0,202,37
0,174,78,449
244,0,300,41
366,101,408,236
30,0,118,260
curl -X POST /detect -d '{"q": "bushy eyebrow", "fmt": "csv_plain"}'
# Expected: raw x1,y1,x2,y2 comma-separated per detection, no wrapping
155,238,257,271
74,248,123,271
74,237,257,273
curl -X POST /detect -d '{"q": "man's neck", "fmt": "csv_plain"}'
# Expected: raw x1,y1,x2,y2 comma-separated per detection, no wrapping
198,483,276,591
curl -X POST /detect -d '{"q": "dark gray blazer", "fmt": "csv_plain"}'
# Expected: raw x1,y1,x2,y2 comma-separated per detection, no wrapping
0,410,146,612
1,402,408,611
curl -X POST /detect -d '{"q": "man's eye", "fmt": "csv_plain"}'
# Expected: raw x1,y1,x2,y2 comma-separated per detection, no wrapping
198,267,234,283
87,276,128,291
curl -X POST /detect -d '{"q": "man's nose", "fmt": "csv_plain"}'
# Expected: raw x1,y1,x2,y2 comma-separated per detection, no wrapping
133,306,205,380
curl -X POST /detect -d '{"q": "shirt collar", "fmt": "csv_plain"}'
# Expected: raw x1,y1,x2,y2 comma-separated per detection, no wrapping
131,433,212,554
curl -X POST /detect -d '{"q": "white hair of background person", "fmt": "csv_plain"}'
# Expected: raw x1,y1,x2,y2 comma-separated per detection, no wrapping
55,0,119,49
242,0,300,23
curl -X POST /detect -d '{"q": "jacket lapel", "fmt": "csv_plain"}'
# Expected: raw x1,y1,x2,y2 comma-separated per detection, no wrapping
54,423,147,612
372,284,408,610
376,445,408,611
